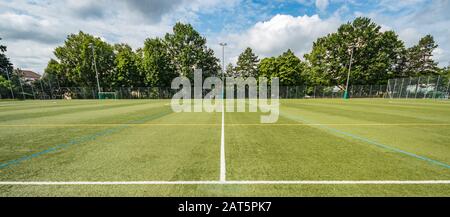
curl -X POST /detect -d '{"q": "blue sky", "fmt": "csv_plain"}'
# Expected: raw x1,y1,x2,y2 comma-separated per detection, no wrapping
0,0,449,73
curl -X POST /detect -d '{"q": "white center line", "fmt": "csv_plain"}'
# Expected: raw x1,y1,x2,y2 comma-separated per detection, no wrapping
1,180,449,185
220,99,226,183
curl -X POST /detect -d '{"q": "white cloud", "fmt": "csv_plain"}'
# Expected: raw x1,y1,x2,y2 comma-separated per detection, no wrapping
1,0,450,74
0,0,240,73
215,14,340,64
315,0,329,11
398,28,421,47
367,0,450,66
4,40,55,72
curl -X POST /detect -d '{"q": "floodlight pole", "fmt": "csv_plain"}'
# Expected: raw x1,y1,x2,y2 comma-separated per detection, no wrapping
1,67,15,99
344,37,363,99
219,42,227,98
18,71,25,100
344,46,354,99
219,43,227,78
89,43,101,93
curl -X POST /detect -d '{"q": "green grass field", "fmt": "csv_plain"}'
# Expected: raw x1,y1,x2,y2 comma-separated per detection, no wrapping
0,99,449,196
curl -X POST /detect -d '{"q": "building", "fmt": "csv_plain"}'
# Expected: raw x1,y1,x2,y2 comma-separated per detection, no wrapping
18,70,41,84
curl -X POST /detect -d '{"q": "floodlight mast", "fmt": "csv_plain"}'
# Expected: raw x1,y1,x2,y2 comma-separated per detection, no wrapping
219,42,227,98
343,46,354,99
89,43,101,94
344,38,363,99
219,43,227,77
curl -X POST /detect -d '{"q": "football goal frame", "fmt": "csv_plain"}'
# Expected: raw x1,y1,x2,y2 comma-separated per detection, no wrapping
98,92,118,100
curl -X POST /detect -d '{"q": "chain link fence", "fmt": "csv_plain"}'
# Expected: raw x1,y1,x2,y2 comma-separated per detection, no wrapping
1,85,388,99
1,77,448,100
386,76,450,99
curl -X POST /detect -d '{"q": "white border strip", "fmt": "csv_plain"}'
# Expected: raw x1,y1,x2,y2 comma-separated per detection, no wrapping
0,180,449,185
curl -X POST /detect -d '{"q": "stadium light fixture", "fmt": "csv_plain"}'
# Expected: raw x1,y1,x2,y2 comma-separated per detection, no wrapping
89,43,102,93
219,43,227,76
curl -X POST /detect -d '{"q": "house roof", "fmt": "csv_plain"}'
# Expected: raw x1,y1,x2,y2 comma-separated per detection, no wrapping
18,70,41,79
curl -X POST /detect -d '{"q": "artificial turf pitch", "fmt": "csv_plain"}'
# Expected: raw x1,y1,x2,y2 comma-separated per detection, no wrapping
0,99,449,196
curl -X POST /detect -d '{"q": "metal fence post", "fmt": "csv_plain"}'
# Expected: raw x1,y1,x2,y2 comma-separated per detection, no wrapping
414,77,420,99
424,76,430,99
392,79,397,99
405,77,411,99
433,75,440,99
379,84,382,98
399,78,404,98
446,80,450,99
48,80,54,99
313,86,316,98
18,77,25,100
31,85,36,99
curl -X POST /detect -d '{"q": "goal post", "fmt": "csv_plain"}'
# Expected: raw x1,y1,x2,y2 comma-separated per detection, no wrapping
98,92,117,100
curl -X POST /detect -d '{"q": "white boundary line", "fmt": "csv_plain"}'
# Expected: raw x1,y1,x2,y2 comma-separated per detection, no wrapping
220,100,226,182
0,180,449,185
1,123,449,127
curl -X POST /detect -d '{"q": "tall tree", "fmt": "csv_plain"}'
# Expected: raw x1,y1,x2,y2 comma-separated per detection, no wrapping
304,17,405,86
258,50,305,86
0,37,13,79
43,59,70,88
258,57,279,81
113,43,142,87
235,47,259,78
52,31,115,89
0,38,23,98
140,38,176,87
277,49,305,86
164,23,220,79
225,63,235,77
0,74,11,90
405,35,439,76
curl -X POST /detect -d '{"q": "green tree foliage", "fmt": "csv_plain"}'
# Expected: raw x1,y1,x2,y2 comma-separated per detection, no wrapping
43,24,220,89
0,74,12,90
235,47,259,78
0,38,13,71
0,37,13,81
225,63,235,77
113,43,142,87
140,38,176,87
43,59,70,87
164,23,220,79
37,19,447,91
52,31,115,89
304,17,405,86
258,50,305,86
258,57,278,79
405,35,439,76
277,50,305,86
0,38,26,97
439,65,450,80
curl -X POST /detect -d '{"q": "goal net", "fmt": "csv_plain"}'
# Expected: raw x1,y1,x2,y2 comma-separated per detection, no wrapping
98,92,117,99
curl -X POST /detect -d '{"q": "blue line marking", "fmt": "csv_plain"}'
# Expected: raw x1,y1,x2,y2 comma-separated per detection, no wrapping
0,110,172,171
280,110,450,169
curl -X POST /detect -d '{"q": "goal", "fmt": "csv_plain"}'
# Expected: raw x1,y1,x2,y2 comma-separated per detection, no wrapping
98,92,117,99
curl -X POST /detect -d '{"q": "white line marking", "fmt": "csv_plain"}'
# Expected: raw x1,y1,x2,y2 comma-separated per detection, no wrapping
1,123,449,127
0,180,449,185
220,99,226,182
